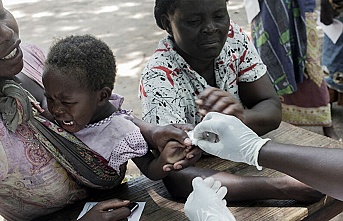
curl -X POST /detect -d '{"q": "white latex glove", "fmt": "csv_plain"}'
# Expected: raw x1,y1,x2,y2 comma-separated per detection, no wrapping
193,112,270,170
184,177,236,221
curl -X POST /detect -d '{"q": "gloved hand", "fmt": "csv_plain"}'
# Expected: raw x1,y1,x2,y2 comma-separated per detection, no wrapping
193,112,270,170
184,177,236,221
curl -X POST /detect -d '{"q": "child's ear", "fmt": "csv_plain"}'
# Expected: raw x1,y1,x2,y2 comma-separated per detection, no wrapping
161,14,173,35
97,87,112,105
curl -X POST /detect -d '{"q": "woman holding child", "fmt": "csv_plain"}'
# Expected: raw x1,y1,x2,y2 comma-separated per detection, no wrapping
0,1,193,220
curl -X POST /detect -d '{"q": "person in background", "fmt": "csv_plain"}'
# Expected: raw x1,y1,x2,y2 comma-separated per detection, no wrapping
250,0,340,140
139,0,323,203
321,0,343,112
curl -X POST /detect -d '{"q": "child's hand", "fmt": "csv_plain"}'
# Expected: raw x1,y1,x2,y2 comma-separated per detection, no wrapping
165,146,203,171
159,141,189,169
151,124,193,153
161,143,203,172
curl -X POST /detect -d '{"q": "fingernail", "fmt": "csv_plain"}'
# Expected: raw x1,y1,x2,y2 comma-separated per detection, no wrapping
184,137,192,144
195,99,201,103
199,109,206,115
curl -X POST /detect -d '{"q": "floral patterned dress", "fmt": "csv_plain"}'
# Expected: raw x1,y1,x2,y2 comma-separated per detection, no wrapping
0,44,88,221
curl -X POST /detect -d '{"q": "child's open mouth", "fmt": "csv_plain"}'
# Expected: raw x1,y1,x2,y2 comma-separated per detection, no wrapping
62,120,75,126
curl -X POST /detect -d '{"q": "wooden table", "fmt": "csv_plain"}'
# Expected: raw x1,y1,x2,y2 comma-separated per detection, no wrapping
35,122,343,221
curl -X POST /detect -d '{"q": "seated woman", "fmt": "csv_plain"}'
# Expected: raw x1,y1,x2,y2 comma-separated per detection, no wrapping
0,3,87,219
139,0,322,203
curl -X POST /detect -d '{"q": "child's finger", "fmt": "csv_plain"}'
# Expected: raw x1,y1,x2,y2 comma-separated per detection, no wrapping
186,147,203,159
163,164,174,172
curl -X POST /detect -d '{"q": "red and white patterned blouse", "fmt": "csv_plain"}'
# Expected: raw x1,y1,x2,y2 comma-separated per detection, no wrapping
139,21,267,126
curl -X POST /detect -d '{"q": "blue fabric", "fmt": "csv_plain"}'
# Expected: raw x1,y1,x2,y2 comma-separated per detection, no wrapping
252,0,309,95
304,0,316,12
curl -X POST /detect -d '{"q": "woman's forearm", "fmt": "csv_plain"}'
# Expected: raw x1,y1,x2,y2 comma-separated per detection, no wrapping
243,99,281,136
259,142,343,200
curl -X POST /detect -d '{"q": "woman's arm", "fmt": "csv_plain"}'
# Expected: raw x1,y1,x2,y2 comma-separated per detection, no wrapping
259,142,343,201
132,117,192,152
239,74,282,135
193,112,343,201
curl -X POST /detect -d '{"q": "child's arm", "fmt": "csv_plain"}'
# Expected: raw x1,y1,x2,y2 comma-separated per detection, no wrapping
132,141,190,180
132,117,192,152
132,117,202,170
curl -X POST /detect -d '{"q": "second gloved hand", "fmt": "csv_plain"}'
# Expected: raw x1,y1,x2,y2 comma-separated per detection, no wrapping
193,112,270,170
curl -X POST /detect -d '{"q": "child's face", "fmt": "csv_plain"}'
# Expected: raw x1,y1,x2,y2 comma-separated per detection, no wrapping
167,0,229,62
0,0,23,78
43,67,101,133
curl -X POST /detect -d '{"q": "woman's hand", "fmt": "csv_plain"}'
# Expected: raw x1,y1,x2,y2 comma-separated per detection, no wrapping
151,124,202,171
133,117,193,153
133,118,202,171
164,147,203,171
151,124,193,153
196,87,245,121
78,199,131,221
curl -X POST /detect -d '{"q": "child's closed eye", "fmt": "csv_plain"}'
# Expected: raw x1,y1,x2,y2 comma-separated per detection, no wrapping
61,101,77,106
